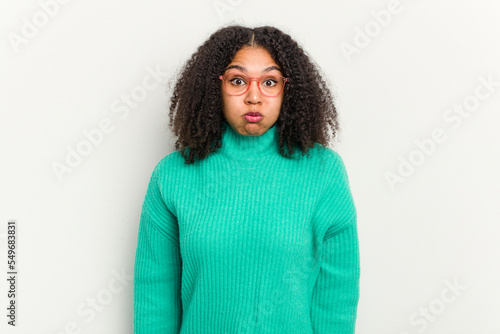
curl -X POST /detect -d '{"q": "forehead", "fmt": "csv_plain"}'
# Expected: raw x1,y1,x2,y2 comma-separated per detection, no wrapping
226,46,281,73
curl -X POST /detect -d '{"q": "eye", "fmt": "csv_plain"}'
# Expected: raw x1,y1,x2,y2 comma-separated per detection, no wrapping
262,78,278,87
229,77,246,86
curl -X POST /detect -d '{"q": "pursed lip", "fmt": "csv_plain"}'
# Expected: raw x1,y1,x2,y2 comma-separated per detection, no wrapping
244,112,262,116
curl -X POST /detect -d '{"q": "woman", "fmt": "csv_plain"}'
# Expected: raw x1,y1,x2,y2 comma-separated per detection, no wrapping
133,25,360,333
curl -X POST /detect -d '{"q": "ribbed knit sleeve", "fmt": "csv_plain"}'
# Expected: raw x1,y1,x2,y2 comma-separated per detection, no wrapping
133,161,183,334
310,151,360,333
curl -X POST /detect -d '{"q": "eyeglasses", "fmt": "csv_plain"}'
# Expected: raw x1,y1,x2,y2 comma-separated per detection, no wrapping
219,72,288,97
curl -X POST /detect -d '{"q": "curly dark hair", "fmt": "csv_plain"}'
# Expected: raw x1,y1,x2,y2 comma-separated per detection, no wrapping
167,24,341,165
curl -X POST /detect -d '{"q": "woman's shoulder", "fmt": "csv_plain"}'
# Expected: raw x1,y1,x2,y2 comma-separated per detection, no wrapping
309,143,346,169
151,150,186,176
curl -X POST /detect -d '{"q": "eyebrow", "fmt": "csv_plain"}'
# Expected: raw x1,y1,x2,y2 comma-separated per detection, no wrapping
224,64,282,74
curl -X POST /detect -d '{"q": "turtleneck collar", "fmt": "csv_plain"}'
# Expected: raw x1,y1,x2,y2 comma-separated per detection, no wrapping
218,121,280,160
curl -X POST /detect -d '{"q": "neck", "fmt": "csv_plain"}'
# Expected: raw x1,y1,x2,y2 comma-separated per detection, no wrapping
218,121,279,160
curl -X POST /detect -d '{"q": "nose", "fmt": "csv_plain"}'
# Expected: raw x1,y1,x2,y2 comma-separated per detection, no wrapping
244,80,262,104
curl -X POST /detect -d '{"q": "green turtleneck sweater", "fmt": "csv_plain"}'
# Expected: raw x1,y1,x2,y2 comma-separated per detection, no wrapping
133,122,360,333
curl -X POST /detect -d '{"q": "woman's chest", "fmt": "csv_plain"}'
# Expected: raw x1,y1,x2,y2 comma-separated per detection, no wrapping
172,163,323,264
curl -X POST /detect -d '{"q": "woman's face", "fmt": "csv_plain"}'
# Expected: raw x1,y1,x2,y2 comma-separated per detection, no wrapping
221,46,284,136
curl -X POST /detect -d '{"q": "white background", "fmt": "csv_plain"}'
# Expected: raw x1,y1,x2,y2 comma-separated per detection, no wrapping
1,0,499,333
